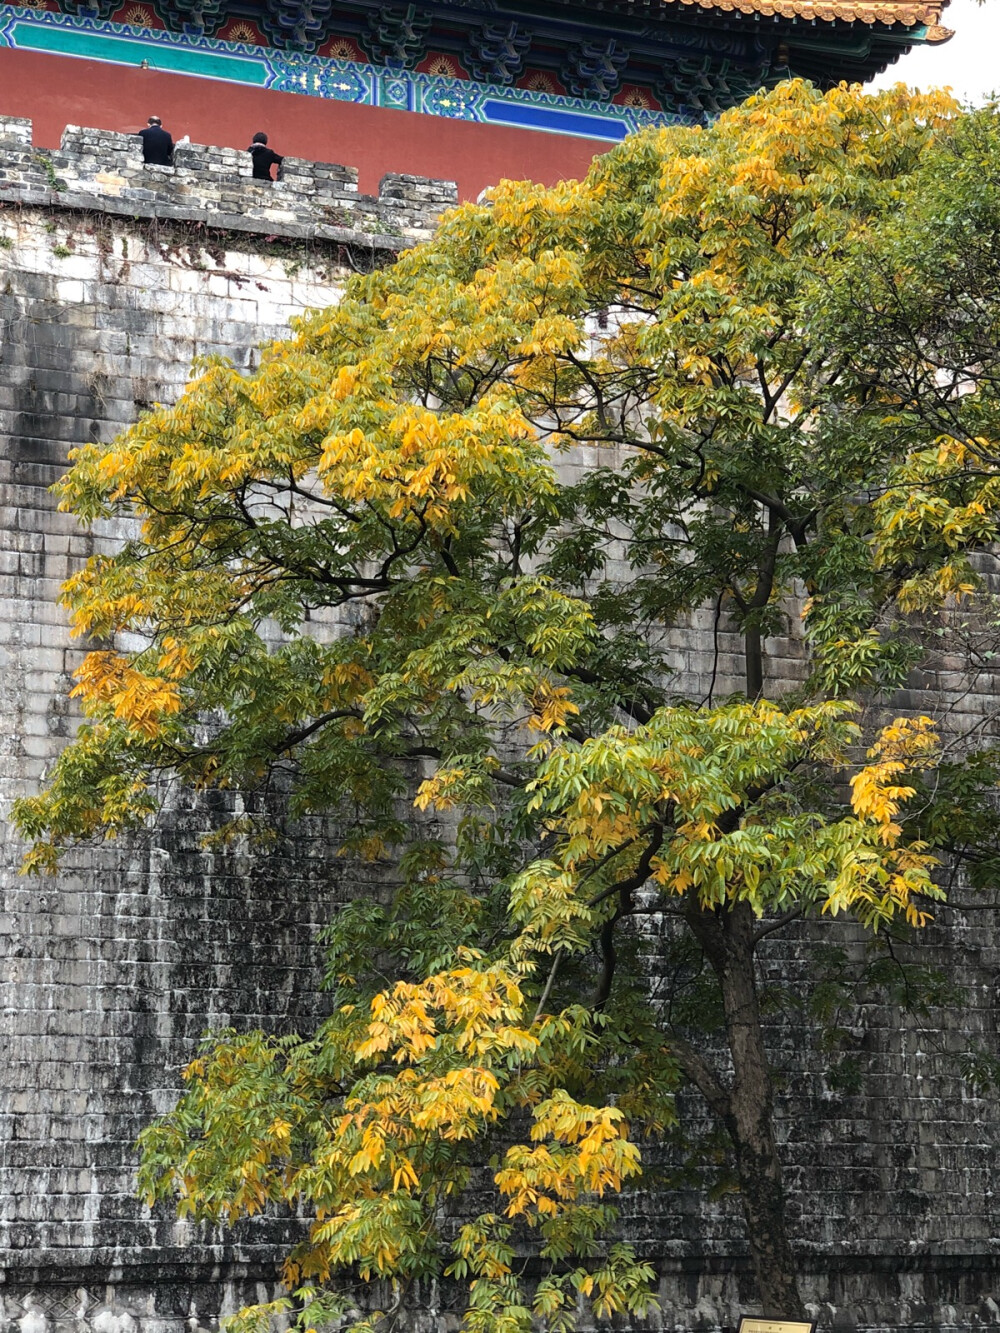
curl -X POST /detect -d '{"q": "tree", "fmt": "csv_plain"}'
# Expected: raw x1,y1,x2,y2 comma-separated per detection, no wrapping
15,81,970,1323
807,98,1000,888
813,99,1000,618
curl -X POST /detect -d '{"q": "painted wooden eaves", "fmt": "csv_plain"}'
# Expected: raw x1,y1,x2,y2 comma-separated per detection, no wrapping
659,0,953,40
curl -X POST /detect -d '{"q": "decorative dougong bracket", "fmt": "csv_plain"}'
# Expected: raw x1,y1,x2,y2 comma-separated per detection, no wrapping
561,39,630,102
360,4,431,68
656,56,768,117
260,0,335,51
463,22,532,86
158,0,229,38
66,0,119,21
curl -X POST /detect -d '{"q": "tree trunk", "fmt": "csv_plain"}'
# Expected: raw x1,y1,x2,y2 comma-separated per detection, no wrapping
744,624,764,700
720,905,803,1317
686,900,804,1318
743,513,780,700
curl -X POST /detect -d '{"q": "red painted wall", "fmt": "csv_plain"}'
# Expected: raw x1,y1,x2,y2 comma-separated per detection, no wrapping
0,48,613,198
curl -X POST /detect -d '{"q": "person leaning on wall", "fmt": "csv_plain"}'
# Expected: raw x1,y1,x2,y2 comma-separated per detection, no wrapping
137,116,174,165
247,131,283,181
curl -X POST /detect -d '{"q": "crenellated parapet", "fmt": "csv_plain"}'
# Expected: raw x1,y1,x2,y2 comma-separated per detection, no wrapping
0,115,458,247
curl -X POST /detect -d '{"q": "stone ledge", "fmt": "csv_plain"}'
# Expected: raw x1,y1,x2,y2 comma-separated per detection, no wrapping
4,1249,998,1282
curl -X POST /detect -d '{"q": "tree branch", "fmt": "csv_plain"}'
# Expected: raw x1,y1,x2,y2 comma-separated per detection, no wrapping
586,825,665,909
274,709,361,755
590,826,665,1012
752,906,804,947
532,948,563,1024
667,1033,732,1123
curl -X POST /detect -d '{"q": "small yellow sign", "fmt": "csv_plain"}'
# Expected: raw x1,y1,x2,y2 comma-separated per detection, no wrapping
737,1321,816,1333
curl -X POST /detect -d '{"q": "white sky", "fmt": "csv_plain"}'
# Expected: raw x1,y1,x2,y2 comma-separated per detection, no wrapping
867,0,1000,104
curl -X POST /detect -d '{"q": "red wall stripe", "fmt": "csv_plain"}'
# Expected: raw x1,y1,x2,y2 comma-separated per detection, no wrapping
0,47,612,198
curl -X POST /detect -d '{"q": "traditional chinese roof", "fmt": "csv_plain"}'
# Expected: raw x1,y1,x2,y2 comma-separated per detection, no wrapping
0,0,954,146
662,0,952,40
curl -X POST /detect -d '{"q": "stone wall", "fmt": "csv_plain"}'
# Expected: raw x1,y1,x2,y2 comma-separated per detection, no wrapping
0,117,457,248
0,114,998,1333
0,111,451,1333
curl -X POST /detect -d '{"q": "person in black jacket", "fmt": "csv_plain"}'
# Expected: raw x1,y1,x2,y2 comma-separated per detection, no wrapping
137,116,174,166
247,131,284,181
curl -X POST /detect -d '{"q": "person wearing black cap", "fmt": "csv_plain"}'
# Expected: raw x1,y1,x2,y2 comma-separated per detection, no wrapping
247,132,283,182
137,116,174,166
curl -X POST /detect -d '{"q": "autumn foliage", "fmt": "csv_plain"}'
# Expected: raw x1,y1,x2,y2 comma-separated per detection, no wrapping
20,80,1000,1323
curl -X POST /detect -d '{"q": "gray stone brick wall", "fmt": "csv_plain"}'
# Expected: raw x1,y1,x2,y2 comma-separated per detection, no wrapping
0,111,446,1333
0,114,998,1333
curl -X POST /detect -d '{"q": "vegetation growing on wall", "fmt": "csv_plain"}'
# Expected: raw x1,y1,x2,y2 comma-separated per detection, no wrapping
17,81,1000,1322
